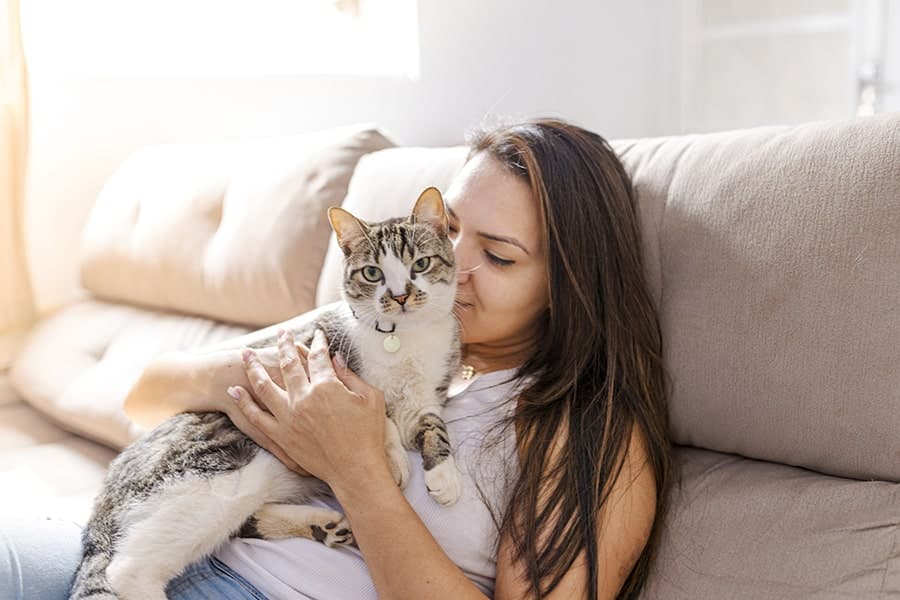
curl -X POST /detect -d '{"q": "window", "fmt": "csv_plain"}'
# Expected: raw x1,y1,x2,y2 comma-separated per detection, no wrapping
679,0,889,132
21,0,419,78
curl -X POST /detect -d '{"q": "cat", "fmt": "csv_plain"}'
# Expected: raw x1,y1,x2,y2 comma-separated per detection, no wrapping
70,187,462,600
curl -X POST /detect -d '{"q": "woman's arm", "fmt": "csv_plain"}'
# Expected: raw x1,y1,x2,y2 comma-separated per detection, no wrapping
341,424,654,600
124,302,339,428
330,458,489,600
123,349,237,428
123,346,308,472
230,329,489,600
494,424,657,600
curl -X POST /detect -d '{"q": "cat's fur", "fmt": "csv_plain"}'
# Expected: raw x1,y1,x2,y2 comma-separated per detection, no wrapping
69,188,461,600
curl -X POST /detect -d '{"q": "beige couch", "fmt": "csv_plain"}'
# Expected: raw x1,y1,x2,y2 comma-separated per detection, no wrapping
4,114,900,598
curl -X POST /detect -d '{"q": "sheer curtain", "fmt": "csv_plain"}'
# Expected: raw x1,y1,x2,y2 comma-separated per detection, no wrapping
0,0,35,367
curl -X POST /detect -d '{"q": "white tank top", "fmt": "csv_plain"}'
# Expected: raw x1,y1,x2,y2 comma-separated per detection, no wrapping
215,367,523,600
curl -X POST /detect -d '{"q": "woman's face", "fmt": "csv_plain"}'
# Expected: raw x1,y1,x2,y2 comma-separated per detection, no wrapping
444,152,549,348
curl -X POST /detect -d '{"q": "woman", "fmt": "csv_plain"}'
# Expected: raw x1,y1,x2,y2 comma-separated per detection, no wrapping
2,119,672,599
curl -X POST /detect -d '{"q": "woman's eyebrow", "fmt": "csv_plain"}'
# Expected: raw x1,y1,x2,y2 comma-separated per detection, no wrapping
477,232,530,255
446,205,531,255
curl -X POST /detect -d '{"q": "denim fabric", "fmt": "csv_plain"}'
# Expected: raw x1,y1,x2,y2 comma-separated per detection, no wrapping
0,517,268,599
0,517,82,600
166,556,270,600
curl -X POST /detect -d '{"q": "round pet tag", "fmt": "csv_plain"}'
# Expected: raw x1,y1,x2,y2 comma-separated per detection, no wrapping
383,334,401,353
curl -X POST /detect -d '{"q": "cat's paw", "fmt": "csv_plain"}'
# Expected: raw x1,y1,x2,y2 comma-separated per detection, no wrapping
310,514,355,548
107,557,167,600
387,447,412,489
425,456,461,506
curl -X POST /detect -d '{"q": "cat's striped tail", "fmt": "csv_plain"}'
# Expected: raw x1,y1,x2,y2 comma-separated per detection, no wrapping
69,550,116,600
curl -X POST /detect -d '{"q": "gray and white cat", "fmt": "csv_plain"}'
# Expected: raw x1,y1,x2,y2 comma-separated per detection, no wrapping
70,187,462,600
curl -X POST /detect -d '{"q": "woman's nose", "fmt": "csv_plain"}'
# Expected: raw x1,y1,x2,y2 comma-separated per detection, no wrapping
453,238,478,284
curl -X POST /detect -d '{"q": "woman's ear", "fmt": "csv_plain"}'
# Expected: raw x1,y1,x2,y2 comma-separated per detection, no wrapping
410,187,448,234
328,207,370,256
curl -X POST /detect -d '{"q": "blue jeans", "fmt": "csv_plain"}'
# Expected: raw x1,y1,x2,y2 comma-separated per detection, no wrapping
0,517,268,599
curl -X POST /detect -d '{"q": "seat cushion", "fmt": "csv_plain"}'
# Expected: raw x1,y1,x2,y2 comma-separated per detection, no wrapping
0,375,115,524
9,299,251,449
80,124,393,327
643,445,900,598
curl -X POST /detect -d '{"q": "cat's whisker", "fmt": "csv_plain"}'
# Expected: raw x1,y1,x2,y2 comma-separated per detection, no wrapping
456,263,482,275
450,317,464,329
412,230,438,243
347,304,381,323
450,311,465,331
334,331,353,367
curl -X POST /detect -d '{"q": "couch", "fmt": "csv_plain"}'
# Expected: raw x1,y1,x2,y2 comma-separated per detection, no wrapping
4,113,899,598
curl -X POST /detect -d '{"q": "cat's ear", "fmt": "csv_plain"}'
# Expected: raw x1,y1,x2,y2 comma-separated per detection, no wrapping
410,187,448,234
328,207,370,256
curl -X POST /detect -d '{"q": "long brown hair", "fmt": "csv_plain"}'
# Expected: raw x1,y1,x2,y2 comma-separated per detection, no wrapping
469,119,674,599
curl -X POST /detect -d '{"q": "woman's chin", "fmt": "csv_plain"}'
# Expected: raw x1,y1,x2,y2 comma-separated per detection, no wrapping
455,312,476,343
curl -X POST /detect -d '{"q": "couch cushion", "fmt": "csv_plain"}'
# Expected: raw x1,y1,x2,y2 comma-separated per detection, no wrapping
644,445,900,598
0,374,115,524
614,113,900,482
0,395,115,523
316,146,468,306
80,125,393,328
9,299,251,449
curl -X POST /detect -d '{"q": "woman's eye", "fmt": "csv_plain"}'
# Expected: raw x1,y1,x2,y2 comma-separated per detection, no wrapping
412,256,431,273
361,266,383,282
484,251,514,267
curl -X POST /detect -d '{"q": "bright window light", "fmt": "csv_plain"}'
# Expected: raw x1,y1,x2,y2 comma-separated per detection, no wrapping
20,0,419,78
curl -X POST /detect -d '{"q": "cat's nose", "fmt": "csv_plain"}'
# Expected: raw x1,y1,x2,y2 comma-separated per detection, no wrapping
392,294,409,306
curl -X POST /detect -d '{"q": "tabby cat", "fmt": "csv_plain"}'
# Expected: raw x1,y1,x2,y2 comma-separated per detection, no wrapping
70,187,462,600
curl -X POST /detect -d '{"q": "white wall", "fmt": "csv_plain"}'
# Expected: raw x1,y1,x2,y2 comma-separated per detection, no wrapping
23,1,682,313
882,0,900,112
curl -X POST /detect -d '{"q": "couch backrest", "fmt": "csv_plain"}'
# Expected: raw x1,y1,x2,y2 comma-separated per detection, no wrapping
76,115,900,482
79,124,393,327
616,113,900,482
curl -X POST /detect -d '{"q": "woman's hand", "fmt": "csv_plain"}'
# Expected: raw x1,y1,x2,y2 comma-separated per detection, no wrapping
227,328,390,489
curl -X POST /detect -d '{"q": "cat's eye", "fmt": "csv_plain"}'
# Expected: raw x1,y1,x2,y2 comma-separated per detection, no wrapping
361,265,383,282
412,256,431,273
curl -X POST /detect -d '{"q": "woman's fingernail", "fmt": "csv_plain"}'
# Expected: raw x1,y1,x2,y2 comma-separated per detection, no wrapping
227,386,241,399
241,348,252,362
334,353,346,369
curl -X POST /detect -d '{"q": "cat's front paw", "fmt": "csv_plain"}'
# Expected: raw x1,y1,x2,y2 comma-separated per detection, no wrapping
425,456,461,506
387,446,412,489
311,514,355,548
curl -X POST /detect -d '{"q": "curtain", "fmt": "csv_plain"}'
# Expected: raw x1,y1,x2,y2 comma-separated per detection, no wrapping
0,0,35,367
